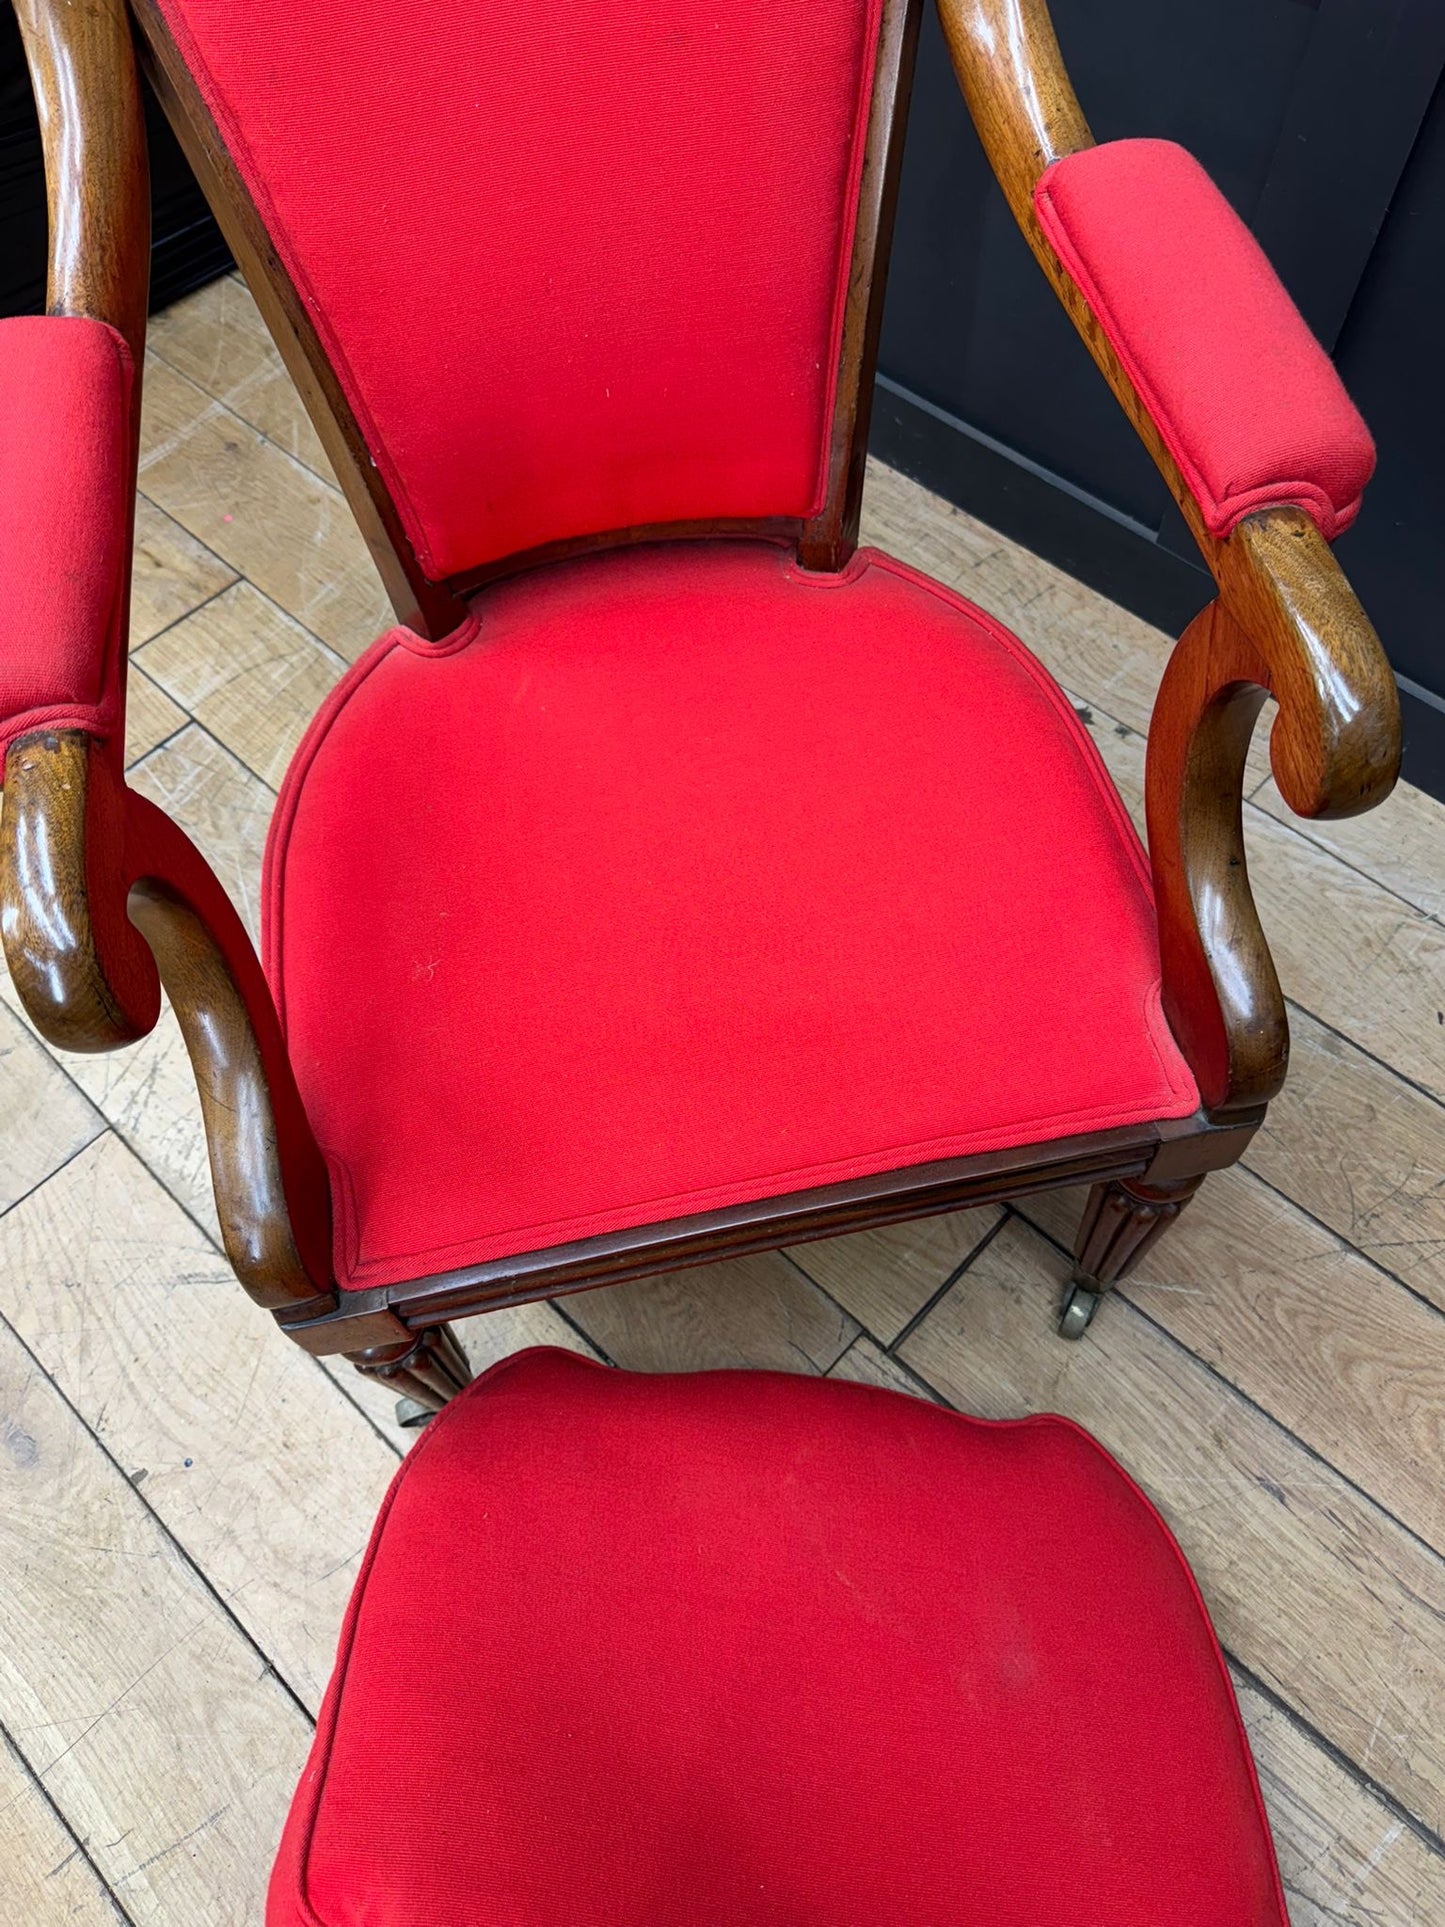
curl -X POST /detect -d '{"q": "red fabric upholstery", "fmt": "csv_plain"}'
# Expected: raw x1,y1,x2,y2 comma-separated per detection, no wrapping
264,541,1198,1291
267,1347,1288,1926
1034,140,1374,540
0,316,133,768
152,0,883,581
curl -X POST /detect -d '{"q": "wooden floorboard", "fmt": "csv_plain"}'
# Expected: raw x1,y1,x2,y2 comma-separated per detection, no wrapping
138,353,391,662
3,274,1442,1921
134,580,346,791
0,1726,132,1926
1022,1170,1445,1558
0,1135,398,1714
0,1313,311,1924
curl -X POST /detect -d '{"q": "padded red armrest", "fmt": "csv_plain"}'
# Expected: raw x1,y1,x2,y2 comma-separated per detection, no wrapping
1033,139,1374,541
0,315,134,769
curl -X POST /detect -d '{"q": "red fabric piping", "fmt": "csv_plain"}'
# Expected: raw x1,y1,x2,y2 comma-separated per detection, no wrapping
263,625,418,1003
1048,1413,1292,1927
329,1078,1197,1290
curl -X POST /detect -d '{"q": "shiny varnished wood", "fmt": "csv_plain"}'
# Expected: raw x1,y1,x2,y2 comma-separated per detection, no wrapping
348,1325,474,1417
1215,508,1401,822
1,733,156,1049
935,1,1403,636
4,466,1442,1920
2,731,334,1313
936,0,1092,215
124,869,329,1313
798,0,922,570
1,0,977,1402
277,1110,1258,1355
934,1,1400,638
1072,1172,1205,1288
936,0,1213,557
1146,604,1285,1114
12,0,149,356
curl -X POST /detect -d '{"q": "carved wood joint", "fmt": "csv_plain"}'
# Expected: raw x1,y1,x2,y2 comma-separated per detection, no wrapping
348,1326,474,1415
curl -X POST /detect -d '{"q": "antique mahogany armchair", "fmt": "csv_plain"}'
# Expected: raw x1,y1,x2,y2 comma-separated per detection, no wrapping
1,0,1399,1430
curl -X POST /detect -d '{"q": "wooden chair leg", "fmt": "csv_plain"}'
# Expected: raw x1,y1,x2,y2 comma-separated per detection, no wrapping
348,1323,473,1426
1058,1174,1204,1339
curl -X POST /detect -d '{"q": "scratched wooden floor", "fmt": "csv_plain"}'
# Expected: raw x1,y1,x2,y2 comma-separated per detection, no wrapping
2,271,1443,1925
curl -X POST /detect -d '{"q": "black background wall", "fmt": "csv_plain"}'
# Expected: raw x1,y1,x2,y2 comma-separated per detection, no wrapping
2,3,1441,799
876,0,1445,801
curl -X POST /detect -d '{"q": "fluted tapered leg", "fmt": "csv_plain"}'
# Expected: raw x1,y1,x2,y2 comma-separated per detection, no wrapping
349,1322,473,1424
1058,1174,1203,1338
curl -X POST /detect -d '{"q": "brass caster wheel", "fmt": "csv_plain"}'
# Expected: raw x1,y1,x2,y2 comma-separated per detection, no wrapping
395,1397,434,1429
1058,1282,1102,1341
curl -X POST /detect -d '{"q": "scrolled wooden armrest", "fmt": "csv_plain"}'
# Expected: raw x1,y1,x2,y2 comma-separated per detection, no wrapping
1,730,336,1315
1147,510,1400,1116
1213,510,1400,823
938,0,1402,1116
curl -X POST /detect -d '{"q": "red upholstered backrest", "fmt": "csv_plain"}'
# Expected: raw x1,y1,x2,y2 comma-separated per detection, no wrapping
152,0,886,583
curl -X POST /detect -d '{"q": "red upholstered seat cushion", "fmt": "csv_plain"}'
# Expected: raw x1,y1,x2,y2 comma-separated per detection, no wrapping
264,541,1197,1289
267,1348,1287,1926
0,316,134,768
1034,140,1374,540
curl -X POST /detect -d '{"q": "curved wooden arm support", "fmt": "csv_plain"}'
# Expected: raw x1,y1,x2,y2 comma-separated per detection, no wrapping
934,0,1238,569
935,0,1093,213
1145,604,1283,1116
937,0,1402,1115
2,732,336,1316
1147,510,1400,1116
7,0,337,1317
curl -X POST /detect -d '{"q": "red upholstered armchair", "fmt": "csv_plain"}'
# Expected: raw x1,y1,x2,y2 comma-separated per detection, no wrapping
1,0,1399,1417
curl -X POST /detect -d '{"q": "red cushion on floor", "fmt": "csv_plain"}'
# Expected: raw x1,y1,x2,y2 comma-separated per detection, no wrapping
0,316,134,768
1034,140,1374,540
152,0,882,580
267,1348,1287,1926
264,541,1198,1290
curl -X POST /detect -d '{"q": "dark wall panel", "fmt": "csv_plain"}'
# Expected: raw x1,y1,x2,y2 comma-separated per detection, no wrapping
1331,77,1445,735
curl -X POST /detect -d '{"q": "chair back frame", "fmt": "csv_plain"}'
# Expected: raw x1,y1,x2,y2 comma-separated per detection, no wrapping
128,0,924,636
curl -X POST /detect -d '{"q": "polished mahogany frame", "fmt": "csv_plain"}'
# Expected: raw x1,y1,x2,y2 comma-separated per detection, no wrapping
1,0,1400,1410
